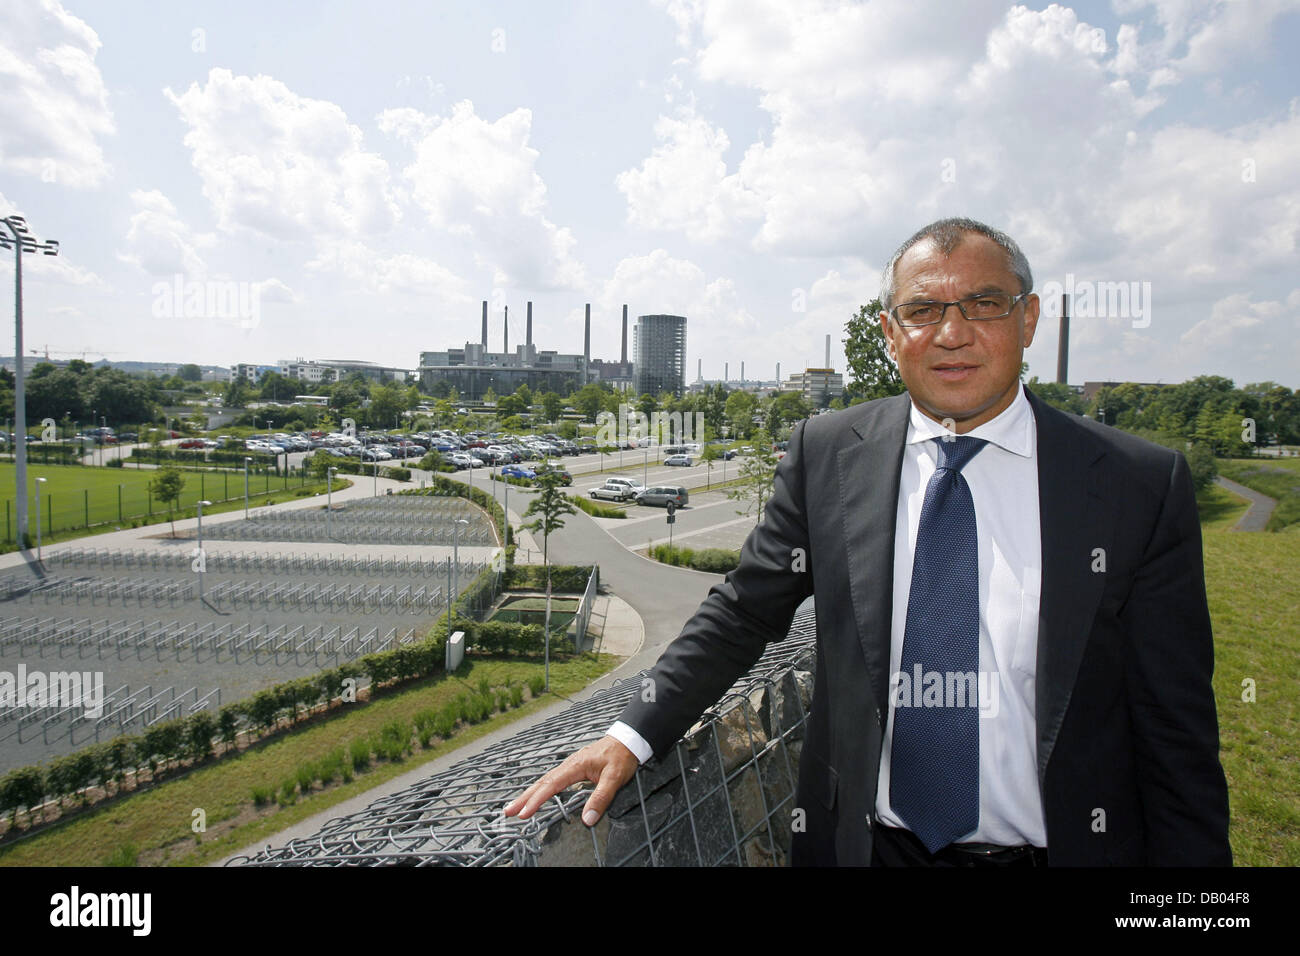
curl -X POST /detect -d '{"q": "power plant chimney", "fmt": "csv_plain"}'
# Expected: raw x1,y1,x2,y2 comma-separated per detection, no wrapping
776,361,780,384
825,334,830,369
741,361,745,383
584,303,591,383
526,301,533,348
698,358,702,382
1056,294,1070,384
504,305,509,359
725,362,729,383
481,300,488,349
621,305,628,365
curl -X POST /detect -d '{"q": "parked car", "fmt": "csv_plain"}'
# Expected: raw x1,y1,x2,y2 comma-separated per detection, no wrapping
588,477,643,501
637,486,689,508
534,462,573,485
502,465,537,480
664,454,693,467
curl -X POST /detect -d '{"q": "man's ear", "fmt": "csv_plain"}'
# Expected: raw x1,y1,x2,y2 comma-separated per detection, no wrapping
1021,293,1040,348
879,311,897,361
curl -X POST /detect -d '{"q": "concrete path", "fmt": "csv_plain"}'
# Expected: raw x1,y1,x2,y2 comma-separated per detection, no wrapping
1214,476,1277,532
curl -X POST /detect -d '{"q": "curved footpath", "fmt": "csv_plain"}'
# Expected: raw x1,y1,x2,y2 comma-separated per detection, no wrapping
1213,475,1277,532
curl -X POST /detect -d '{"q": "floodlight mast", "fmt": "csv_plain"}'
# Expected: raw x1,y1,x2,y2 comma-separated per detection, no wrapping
2,215,60,550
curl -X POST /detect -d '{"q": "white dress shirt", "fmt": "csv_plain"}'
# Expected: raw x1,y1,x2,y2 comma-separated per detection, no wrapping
609,385,1046,848
874,383,1044,846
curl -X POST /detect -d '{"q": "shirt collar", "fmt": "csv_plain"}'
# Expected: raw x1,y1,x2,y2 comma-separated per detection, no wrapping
905,383,1034,459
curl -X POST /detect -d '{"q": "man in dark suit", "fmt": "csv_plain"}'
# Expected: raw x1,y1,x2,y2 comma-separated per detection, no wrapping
505,217,1231,866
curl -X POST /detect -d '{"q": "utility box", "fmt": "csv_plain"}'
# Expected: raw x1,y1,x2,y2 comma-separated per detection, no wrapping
446,630,465,672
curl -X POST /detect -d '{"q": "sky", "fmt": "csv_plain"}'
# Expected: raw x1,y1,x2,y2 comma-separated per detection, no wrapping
1,0,1297,388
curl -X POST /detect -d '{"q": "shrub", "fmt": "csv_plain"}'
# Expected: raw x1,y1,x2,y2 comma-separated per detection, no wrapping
509,685,524,708
349,738,372,773
278,777,298,805
691,548,741,573
495,690,509,712
528,675,546,698
476,675,492,696
186,712,216,761
433,712,457,738
0,766,46,823
104,843,139,867
376,719,411,761
296,763,316,793
251,785,273,807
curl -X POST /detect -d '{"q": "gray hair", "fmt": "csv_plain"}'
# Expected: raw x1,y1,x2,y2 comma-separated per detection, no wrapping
879,217,1033,309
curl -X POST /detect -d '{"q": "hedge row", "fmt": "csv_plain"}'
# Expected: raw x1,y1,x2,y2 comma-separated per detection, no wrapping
571,496,627,519
650,545,741,573
504,563,596,592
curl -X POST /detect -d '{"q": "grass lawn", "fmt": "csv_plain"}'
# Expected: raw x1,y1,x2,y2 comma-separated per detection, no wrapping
0,653,616,867
1202,528,1300,865
1197,482,1251,532
0,463,345,551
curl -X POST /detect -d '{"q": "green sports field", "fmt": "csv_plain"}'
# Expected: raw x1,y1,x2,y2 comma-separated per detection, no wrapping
0,463,311,545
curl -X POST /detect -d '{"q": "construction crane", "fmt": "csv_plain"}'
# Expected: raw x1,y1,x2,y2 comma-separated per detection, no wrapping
30,345,125,361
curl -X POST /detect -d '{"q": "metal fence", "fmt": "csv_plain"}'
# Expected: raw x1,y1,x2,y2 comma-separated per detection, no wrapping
228,605,818,867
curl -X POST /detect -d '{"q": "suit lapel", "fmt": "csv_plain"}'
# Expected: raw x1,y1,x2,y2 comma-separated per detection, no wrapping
1027,389,1110,784
838,393,911,710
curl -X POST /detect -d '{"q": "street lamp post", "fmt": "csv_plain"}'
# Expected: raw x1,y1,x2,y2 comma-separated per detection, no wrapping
1,214,60,550
373,460,378,497
326,467,337,538
35,476,47,562
643,449,648,488
243,456,252,518
196,499,212,602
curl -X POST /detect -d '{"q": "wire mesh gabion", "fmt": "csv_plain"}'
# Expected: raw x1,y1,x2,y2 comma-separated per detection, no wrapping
227,607,819,867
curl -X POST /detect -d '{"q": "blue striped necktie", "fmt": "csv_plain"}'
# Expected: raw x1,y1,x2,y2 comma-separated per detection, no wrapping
890,435,987,854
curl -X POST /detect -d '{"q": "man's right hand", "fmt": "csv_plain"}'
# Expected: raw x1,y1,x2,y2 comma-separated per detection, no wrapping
502,735,640,827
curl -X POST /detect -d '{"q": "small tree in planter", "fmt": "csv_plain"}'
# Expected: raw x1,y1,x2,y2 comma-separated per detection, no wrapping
149,466,186,537
522,472,577,692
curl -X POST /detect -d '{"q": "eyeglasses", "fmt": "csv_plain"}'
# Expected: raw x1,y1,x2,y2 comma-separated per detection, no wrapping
889,292,1029,328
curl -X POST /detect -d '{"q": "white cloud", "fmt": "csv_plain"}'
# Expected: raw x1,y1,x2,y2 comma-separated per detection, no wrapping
165,69,400,240
1179,290,1300,365
0,0,113,187
306,237,468,299
615,107,760,241
380,100,585,291
119,189,212,277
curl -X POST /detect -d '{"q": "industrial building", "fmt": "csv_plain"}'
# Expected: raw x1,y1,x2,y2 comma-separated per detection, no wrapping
418,301,641,400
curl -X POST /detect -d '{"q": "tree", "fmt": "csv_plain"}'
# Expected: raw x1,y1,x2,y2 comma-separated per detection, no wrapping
522,472,579,691
724,390,758,439
541,391,563,423
700,443,721,489
178,364,202,382
844,299,905,400
1025,377,1085,415
727,446,778,526
149,466,186,538
573,383,606,422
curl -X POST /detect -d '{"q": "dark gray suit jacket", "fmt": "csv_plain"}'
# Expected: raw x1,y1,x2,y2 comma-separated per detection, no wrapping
617,387,1231,865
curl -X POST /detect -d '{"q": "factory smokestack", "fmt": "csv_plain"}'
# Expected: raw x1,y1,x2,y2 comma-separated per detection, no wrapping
621,305,628,364
1056,294,1070,384
825,334,830,369
481,300,488,348
741,361,745,383
526,301,533,347
776,362,780,384
504,305,509,358
725,362,729,383
584,304,591,383
698,358,702,382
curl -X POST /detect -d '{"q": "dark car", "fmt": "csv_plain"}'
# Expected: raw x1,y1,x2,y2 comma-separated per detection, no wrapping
637,485,689,508
534,463,572,486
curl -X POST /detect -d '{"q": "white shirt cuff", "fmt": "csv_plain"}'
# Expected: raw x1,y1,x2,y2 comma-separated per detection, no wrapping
606,721,654,764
